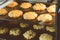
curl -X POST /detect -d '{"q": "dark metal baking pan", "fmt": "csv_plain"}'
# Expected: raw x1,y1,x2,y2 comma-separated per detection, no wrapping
0,0,54,21
0,0,56,40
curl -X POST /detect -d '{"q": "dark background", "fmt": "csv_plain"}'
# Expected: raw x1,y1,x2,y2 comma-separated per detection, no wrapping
57,0,60,40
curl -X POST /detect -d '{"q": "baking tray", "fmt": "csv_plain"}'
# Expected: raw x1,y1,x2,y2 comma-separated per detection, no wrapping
0,0,54,21
0,0,56,26
0,0,56,40
0,20,56,40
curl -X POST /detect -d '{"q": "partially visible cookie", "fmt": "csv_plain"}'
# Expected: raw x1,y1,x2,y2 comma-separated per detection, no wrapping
37,14,53,22
47,5,56,13
0,27,8,34
20,2,32,9
7,2,18,8
39,33,53,40
46,26,56,32
0,9,8,15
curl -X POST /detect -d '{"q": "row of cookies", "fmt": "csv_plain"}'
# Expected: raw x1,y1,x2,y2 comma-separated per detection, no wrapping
0,9,54,23
8,11,54,23
6,1,56,13
0,24,55,35
23,30,54,40
0,27,54,40
20,22,55,32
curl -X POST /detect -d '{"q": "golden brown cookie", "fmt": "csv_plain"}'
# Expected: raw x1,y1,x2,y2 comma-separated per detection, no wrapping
37,14,53,22
8,10,23,18
33,3,46,11
23,12,38,20
7,2,18,8
0,9,8,15
20,2,32,9
47,5,56,13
